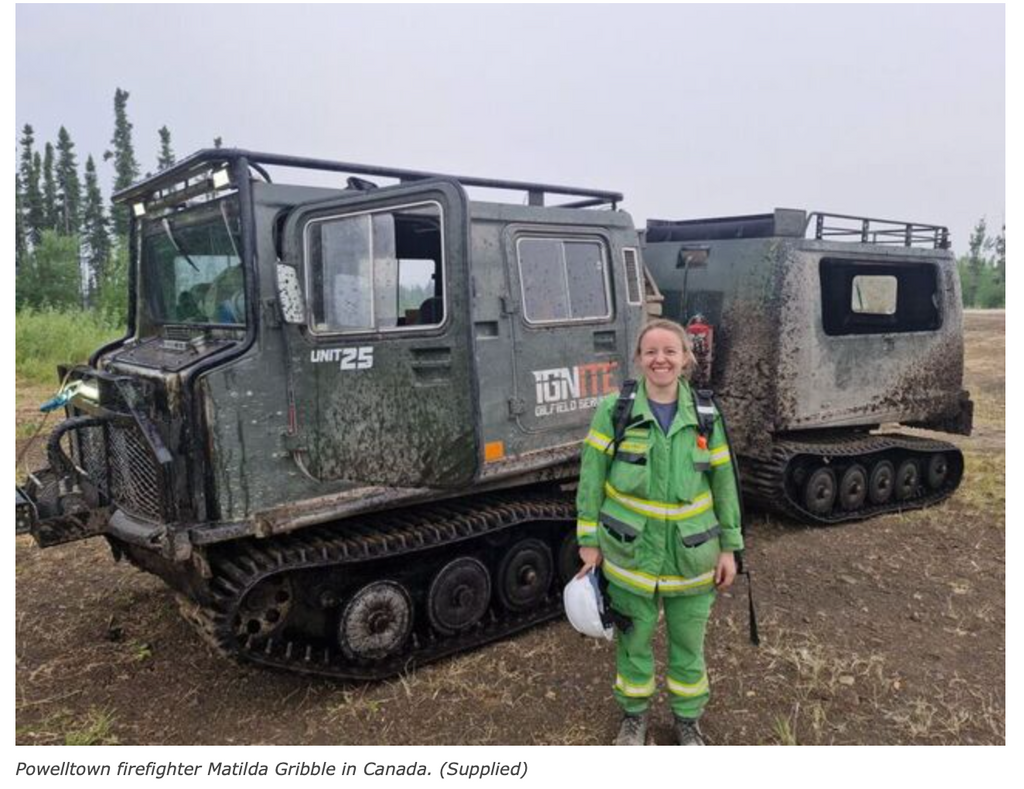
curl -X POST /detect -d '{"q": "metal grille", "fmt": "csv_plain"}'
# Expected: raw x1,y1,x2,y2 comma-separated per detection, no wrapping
108,422,164,522
74,423,109,493
71,413,165,523
623,248,642,305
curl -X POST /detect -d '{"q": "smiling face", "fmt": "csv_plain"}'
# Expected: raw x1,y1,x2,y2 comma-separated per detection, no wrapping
638,327,686,391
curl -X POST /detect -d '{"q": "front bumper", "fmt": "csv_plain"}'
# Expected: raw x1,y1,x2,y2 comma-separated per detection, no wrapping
16,478,113,548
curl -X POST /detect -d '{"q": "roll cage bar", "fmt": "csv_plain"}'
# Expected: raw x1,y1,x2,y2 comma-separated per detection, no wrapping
114,148,624,210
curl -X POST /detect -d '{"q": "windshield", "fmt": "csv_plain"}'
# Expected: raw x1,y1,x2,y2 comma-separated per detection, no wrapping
139,199,245,326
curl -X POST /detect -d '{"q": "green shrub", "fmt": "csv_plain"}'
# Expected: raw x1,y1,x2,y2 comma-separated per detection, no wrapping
16,231,83,311
975,266,1005,308
16,308,124,386
95,242,130,325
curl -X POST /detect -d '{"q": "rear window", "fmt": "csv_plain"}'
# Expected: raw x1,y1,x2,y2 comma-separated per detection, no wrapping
819,259,941,335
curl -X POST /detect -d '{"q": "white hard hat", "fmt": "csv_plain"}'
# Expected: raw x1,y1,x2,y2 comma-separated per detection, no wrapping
563,570,614,641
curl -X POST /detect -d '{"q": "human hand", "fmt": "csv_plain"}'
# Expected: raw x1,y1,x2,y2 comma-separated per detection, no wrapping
714,551,737,591
576,546,603,579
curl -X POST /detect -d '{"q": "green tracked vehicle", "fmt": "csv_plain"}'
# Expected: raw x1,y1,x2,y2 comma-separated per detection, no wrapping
16,151,972,678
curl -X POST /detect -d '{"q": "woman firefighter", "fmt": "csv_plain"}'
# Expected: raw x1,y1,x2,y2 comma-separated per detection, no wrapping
575,318,742,746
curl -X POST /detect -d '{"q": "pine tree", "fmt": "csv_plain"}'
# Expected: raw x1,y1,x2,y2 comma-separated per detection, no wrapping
157,125,175,170
962,218,990,307
82,155,111,296
55,126,82,235
104,87,140,237
16,173,27,272
994,225,1005,287
42,142,58,231
20,124,44,245
31,151,44,240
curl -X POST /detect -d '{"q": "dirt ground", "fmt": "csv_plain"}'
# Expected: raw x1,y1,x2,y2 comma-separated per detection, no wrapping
14,311,1004,745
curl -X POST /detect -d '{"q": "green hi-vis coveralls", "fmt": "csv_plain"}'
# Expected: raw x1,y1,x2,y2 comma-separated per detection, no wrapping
576,378,743,719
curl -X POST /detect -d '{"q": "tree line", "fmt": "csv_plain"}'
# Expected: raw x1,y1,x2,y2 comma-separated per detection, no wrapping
15,88,223,322
958,218,1005,309
14,93,1006,320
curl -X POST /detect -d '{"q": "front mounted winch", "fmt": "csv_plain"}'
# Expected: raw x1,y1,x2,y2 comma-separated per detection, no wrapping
19,367,177,551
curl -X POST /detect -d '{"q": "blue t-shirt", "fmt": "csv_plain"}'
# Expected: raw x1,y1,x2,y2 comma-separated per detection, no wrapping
649,399,678,435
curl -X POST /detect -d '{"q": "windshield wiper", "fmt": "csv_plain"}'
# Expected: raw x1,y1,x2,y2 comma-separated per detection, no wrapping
161,217,200,272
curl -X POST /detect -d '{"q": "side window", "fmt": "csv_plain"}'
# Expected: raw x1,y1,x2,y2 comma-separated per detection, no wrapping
517,237,611,324
306,203,444,333
820,259,940,335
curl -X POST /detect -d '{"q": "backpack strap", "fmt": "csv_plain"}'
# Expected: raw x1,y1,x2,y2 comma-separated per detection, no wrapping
692,387,717,445
609,379,642,459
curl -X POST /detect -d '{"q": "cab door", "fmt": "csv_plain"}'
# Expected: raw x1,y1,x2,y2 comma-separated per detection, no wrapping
504,226,628,443
281,180,480,488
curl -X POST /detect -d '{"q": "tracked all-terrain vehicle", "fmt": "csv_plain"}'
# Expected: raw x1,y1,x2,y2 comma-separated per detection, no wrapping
643,209,972,523
16,150,972,678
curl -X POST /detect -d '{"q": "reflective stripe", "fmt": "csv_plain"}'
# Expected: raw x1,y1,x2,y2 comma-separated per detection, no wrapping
658,571,715,592
576,519,597,538
604,483,713,521
619,440,647,454
615,674,656,698
710,446,731,467
584,429,612,452
604,559,714,595
603,559,658,593
667,674,709,697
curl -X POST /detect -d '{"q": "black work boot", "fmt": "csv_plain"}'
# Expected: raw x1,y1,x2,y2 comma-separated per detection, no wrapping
614,712,649,746
673,716,705,746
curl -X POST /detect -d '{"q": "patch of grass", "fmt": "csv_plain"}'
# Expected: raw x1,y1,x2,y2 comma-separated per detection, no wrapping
16,419,44,439
773,715,798,745
16,308,124,386
18,707,119,746
883,672,1004,744
64,707,118,745
758,624,894,744
129,641,154,662
958,451,1005,525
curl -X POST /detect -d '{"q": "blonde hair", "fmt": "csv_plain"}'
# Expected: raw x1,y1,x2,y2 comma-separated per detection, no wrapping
633,318,697,381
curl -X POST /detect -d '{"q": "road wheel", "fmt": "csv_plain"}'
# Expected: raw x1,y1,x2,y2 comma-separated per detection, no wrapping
235,574,293,640
895,459,920,501
802,467,837,516
868,460,895,505
426,557,491,635
497,538,553,612
838,464,868,512
337,580,412,661
926,453,950,490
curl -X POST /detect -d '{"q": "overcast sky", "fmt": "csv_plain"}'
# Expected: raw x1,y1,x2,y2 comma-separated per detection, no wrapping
16,4,1004,254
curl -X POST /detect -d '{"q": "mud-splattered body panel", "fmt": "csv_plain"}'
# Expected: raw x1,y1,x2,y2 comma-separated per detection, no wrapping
644,221,968,460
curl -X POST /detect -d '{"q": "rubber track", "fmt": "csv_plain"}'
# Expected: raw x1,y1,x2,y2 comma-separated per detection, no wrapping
740,432,963,525
182,491,576,680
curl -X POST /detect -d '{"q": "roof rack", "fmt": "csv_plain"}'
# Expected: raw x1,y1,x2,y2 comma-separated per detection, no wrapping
114,148,623,210
645,208,950,250
809,211,949,250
